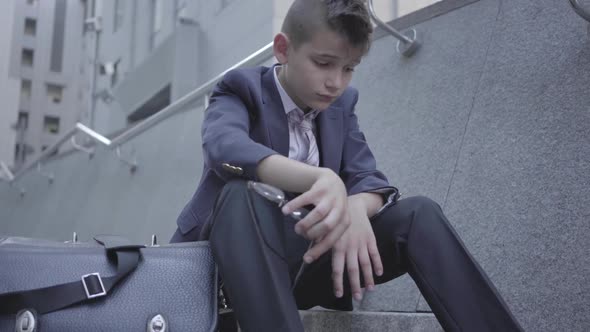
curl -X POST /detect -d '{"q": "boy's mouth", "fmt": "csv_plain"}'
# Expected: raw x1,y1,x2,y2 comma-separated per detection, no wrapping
317,94,336,102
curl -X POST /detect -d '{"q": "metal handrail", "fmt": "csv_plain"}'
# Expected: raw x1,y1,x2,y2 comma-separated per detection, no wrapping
569,0,590,22
0,161,14,181
110,42,274,146
8,123,135,184
367,0,421,57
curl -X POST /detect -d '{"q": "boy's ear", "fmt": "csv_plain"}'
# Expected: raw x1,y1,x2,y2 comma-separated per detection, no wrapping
273,33,290,64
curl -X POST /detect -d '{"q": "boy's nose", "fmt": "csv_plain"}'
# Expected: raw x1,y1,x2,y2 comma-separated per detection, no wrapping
325,71,343,91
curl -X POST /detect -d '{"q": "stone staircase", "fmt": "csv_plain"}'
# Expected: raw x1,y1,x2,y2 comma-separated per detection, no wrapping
300,310,443,332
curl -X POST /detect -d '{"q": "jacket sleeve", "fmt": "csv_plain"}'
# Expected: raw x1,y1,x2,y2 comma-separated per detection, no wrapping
201,71,277,182
339,89,397,197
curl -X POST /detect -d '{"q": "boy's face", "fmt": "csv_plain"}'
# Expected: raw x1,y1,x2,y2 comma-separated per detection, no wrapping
274,28,364,111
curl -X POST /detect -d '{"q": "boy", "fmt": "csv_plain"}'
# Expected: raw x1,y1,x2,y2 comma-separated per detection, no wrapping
171,0,523,331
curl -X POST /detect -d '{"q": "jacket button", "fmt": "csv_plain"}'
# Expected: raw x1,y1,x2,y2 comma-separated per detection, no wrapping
222,163,244,175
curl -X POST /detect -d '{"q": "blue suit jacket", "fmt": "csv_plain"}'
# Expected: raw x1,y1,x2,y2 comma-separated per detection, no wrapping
176,65,395,236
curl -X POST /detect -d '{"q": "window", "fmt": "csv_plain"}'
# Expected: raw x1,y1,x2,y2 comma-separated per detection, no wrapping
15,143,34,164
24,18,37,36
113,0,124,32
46,84,64,104
22,49,34,67
14,144,22,164
21,80,32,99
44,116,60,134
18,112,29,130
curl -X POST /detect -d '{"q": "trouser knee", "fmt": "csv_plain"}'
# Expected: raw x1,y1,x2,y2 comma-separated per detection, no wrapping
398,195,445,232
209,179,286,254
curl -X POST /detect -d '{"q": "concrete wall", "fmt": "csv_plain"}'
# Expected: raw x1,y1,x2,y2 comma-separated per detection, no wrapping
0,0,19,169
1,0,589,331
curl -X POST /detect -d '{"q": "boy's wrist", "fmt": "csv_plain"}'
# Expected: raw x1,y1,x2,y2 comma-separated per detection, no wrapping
349,192,383,218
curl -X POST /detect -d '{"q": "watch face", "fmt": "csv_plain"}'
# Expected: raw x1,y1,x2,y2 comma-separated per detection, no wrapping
248,181,286,204
247,181,310,221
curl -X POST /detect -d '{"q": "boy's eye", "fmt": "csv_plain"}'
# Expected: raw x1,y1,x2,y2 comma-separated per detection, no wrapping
345,67,355,73
314,60,329,67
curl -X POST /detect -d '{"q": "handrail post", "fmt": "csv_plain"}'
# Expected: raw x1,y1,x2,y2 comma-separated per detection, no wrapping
36,162,55,184
367,0,421,57
75,123,138,172
115,145,138,173
71,136,95,159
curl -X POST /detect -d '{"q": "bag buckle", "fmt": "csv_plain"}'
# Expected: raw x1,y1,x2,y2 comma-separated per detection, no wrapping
81,273,106,299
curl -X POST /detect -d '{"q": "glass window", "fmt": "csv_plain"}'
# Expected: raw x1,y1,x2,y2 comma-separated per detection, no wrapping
43,116,60,134
21,80,32,99
46,84,64,104
18,112,29,130
22,49,34,67
24,18,37,36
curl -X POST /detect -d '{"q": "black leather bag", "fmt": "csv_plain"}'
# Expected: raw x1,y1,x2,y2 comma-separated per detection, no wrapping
0,235,218,331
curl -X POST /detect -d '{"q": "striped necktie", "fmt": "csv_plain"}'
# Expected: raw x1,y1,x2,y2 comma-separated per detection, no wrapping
298,116,319,167
289,110,319,167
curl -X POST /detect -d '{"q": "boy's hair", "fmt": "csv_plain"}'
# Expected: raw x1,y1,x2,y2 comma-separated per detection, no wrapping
281,0,373,53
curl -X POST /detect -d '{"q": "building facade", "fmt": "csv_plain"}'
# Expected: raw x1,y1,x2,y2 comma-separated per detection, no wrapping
0,0,20,171
6,0,85,169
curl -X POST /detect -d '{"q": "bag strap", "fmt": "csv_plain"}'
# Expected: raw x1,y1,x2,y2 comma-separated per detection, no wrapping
0,235,143,315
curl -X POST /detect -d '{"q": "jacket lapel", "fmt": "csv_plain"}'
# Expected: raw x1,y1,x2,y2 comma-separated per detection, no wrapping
317,105,343,173
261,65,289,157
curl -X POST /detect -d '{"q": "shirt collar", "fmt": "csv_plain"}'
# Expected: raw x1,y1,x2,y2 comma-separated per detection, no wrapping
273,65,318,120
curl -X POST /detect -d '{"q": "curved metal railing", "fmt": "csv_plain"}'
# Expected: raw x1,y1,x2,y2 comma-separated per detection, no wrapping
6,123,137,192
569,0,590,22
367,0,421,57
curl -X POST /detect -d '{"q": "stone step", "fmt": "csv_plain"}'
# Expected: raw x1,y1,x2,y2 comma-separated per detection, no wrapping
300,310,443,332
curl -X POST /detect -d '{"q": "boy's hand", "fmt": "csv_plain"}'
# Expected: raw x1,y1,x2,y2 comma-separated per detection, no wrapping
281,169,351,262
331,194,383,301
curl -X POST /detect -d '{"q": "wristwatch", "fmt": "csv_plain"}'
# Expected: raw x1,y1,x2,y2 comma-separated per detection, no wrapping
371,187,401,220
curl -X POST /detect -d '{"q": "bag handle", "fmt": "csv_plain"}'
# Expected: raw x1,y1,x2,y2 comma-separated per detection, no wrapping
0,235,143,315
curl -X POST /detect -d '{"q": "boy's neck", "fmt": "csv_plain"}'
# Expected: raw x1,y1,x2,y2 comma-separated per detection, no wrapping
277,65,313,114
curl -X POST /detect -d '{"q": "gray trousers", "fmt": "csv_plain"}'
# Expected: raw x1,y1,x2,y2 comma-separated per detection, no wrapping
171,180,523,332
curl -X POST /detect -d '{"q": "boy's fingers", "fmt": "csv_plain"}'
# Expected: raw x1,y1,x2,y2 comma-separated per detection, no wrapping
282,190,315,215
304,221,347,261
295,202,331,236
347,250,362,301
331,248,345,298
359,248,374,291
303,208,340,240
368,238,383,277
